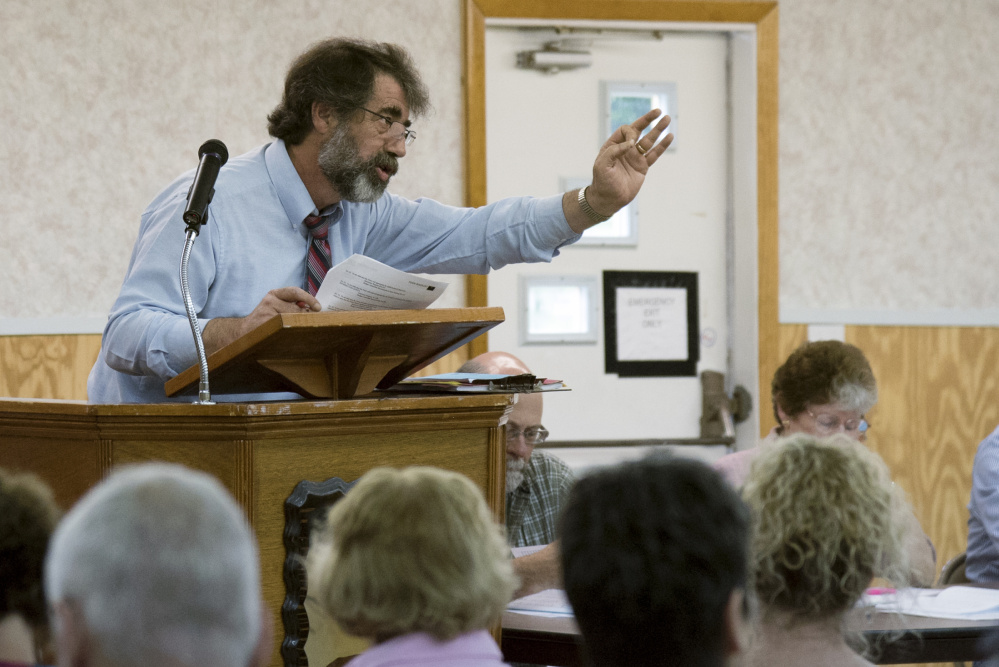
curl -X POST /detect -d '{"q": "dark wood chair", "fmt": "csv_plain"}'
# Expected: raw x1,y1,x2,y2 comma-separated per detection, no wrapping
938,551,969,587
282,476,358,667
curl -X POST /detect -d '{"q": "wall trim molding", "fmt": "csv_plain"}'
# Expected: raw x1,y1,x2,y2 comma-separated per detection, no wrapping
781,307,999,328
0,317,105,336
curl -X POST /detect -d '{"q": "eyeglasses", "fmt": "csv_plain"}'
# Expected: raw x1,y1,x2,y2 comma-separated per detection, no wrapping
356,107,416,146
506,425,549,446
807,410,869,435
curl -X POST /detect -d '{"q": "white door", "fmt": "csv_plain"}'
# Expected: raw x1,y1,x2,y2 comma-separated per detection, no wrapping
485,25,756,444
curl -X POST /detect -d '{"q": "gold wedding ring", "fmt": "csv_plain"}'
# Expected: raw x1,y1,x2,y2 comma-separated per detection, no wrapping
636,142,648,156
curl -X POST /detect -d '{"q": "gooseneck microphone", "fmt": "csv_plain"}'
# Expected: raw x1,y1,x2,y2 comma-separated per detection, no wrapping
183,139,229,232
179,139,228,404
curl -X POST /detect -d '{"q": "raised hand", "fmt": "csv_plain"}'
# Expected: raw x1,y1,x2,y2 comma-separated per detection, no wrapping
565,109,674,233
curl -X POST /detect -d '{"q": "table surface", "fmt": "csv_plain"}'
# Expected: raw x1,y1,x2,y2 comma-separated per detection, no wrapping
502,605,999,665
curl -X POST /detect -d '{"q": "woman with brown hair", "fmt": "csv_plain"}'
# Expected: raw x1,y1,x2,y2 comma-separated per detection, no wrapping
713,339,936,585
0,469,60,666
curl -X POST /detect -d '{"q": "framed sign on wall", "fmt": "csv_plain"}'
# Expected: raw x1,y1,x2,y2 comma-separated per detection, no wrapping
603,270,699,377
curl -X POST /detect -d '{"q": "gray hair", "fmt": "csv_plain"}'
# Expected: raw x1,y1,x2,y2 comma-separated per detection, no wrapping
45,464,261,667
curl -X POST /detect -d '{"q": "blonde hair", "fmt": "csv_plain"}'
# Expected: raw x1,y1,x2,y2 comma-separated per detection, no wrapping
308,466,516,641
743,434,908,620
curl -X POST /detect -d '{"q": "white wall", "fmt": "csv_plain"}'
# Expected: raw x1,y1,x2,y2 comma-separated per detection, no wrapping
0,0,466,333
2,0,996,332
778,0,999,325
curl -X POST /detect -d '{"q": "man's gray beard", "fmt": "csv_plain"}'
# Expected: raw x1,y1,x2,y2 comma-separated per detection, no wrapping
317,123,393,203
506,456,527,494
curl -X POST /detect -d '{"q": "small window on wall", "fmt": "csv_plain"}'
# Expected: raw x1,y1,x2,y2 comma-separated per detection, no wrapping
601,81,678,150
520,275,599,345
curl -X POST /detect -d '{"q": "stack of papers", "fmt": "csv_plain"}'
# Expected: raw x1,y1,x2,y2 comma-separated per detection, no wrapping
387,373,566,394
864,586,999,621
507,589,574,617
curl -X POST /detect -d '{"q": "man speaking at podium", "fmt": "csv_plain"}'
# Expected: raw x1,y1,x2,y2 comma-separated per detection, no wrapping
87,37,673,403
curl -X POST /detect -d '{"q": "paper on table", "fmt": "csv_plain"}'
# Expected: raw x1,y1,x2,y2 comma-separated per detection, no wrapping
315,254,447,312
866,586,999,620
512,545,547,558
507,589,573,617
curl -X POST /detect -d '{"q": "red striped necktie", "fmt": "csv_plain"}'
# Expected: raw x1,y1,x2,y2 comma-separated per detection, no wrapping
304,214,332,295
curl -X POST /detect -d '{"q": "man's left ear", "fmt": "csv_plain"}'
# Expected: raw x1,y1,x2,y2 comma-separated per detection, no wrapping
311,101,336,135
723,588,752,658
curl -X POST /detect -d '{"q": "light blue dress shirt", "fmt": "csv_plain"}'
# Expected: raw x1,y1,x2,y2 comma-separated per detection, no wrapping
87,139,579,403
967,424,999,581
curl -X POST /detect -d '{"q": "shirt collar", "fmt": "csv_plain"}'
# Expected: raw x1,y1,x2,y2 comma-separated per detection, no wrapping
264,138,343,233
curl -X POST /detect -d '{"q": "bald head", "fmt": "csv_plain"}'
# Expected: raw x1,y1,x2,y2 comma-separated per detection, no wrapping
458,351,531,376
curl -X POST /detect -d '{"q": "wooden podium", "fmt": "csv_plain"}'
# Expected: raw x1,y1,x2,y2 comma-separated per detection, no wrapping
0,307,514,667
165,308,505,399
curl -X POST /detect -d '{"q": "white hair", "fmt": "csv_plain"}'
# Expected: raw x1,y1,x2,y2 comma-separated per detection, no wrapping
45,463,261,667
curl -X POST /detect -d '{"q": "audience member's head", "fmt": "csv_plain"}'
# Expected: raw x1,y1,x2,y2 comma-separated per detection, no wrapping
0,469,60,664
308,466,515,643
458,351,547,492
743,434,908,622
560,455,751,667
771,340,877,441
45,464,266,667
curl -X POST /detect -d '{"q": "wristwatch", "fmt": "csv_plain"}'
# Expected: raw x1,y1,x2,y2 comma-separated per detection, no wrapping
577,186,612,224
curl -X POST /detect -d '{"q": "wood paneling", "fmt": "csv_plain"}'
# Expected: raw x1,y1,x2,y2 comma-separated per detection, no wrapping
8,320,991,583
0,333,468,401
0,334,101,400
848,326,999,576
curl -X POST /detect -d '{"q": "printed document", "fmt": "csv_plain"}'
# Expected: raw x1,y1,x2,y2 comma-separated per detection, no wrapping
315,254,447,311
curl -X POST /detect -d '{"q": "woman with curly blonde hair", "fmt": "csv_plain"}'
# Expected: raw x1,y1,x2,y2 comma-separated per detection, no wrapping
742,434,911,667
307,466,517,667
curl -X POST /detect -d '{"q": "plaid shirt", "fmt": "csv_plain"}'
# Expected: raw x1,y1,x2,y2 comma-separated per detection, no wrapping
506,450,575,547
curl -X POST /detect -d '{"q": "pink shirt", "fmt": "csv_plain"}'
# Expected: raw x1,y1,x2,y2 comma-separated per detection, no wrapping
348,630,508,667
712,428,779,488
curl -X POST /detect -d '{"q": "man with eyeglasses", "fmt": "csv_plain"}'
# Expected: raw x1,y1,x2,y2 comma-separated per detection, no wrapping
459,351,574,596
88,37,673,403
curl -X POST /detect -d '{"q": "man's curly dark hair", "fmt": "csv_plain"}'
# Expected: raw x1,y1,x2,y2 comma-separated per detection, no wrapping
267,37,431,145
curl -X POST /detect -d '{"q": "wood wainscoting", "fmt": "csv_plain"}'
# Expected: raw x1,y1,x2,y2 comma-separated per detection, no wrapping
0,333,467,401
6,324,999,578
0,334,102,400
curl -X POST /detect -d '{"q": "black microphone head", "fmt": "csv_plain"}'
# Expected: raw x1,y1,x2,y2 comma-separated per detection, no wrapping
198,139,228,166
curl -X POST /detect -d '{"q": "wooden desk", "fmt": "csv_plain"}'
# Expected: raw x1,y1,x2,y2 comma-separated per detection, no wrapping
502,606,999,665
